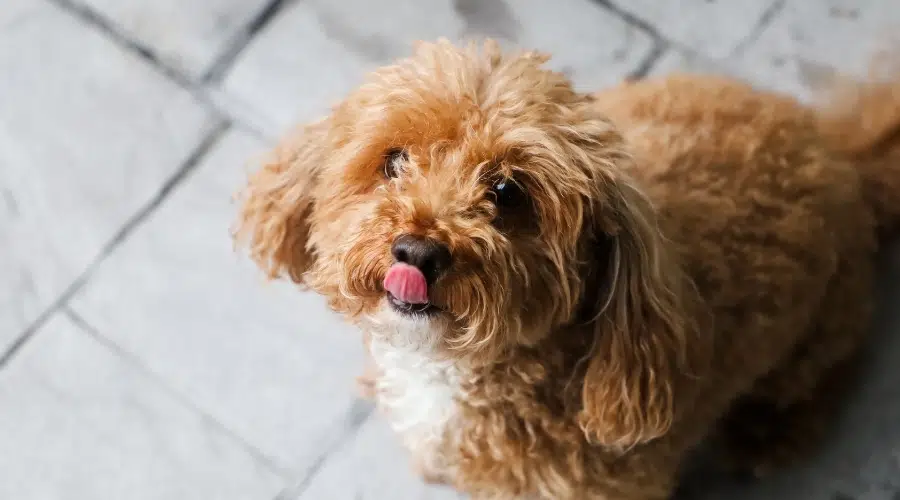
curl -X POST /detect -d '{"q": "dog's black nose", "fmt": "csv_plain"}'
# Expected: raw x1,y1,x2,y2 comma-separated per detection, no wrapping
391,234,452,285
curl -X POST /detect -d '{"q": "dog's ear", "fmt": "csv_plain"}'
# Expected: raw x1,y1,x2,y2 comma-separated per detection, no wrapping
235,118,331,284
572,131,707,450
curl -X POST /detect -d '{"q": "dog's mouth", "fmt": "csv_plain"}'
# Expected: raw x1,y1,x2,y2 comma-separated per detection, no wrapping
383,262,443,317
386,292,441,317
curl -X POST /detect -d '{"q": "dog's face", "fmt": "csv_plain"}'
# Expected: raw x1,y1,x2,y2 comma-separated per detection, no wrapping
240,40,627,356
238,40,703,448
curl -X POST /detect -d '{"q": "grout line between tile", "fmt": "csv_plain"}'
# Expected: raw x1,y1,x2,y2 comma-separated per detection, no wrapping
273,399,375,500
46,0,193,88
0,121,231,371
592,0,757,72
62,306,292,479
202,0,298,85
730,0,786,58
627,40,670,80
45,0,274,138
592,0,668,44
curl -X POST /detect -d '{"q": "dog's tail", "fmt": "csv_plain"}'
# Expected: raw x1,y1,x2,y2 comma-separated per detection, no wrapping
815,63,900,235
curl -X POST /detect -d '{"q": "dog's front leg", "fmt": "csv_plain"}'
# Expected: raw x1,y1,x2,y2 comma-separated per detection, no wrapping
355,330,380,400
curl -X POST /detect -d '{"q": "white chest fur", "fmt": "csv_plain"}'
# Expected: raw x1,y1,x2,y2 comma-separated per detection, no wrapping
361,302,471,480
367,329,464,479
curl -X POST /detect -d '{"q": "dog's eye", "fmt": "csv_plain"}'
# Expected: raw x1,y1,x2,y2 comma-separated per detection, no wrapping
383,148,407,179
490,178,524,208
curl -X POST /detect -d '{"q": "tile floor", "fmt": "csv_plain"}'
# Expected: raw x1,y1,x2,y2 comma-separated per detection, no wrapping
2,0,899,498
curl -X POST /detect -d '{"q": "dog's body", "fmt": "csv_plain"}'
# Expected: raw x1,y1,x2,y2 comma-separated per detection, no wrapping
237,41,900,499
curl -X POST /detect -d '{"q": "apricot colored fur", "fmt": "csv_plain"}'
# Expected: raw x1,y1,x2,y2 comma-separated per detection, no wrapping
235,40,900,499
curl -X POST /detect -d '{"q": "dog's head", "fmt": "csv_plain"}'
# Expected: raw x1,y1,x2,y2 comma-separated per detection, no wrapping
236,40,704,449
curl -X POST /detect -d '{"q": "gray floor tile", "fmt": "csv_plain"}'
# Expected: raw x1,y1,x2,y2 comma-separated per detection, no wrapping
647,47,727,77
0,312,283,500
294,416,463,500
216,0,653,137
0,0,217,352
730,0,900,102
610,0,780,59
68,0,272,79
70,128,367,473
5,0,900,497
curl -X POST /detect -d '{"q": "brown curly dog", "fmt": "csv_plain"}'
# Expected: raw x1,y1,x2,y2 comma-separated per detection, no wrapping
235,39,900,499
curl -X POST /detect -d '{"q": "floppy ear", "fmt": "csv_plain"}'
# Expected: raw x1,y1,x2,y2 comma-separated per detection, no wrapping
576,171,707,451
235,118,331,284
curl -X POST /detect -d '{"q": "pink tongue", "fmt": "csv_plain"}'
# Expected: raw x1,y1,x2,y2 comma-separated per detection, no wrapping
383,263,429,304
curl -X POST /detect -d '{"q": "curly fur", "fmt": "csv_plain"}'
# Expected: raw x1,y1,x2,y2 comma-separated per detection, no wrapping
235,39,900,499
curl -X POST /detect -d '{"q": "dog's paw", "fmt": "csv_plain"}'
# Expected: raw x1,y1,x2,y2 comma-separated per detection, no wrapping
411,456,451,486
355,373,377,400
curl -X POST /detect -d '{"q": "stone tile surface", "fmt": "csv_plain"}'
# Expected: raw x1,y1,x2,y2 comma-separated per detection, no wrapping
648,47,727,77
611,0,780,59
295,417,463,500
4,0,900,499
70,128,367,473
731,0,900,101
0,0,216,352
217,0,654,136
0,312,283,499
70,0,272,79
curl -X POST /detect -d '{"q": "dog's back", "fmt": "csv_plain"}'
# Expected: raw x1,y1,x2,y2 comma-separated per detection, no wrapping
590,71,898,476
815,69,900,234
